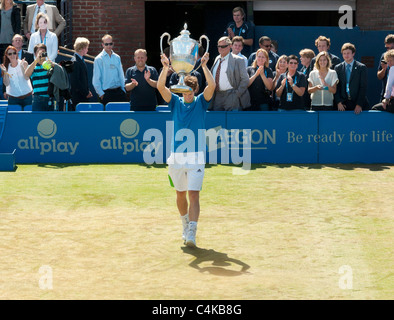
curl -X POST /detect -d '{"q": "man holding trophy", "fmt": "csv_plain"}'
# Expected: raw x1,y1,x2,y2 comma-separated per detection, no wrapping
157,46,215,248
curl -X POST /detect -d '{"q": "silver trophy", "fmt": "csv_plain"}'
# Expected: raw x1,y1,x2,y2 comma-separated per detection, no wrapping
160,23,209,93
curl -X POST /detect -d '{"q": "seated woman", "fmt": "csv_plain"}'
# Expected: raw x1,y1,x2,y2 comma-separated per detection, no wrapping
0,45,33,109
308,51,338,111
28,13,58,62
247,48,274,111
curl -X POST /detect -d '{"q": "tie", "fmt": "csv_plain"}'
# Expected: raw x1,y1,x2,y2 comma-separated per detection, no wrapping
346,64,351,83
215,59,223,91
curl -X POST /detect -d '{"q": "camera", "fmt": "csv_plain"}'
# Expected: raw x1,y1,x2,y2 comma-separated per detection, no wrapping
381,59,387,64
41,52,47,58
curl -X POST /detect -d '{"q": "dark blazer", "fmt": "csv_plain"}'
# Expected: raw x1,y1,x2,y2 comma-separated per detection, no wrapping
70,53,90,107
334,60,369,108
21,50,34,64
0,5,21,34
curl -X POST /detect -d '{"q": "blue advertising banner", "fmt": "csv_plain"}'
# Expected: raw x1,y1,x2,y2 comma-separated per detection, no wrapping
226,111,319,164
318,111,394,163
0,111,393,164
0,111,228,164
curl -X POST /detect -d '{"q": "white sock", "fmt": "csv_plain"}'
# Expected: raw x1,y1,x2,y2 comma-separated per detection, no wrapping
188,221,197,231
180,213,189,228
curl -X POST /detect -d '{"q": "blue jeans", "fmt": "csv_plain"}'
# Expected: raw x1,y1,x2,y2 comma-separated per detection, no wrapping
32,95,52,111
8,95,33,109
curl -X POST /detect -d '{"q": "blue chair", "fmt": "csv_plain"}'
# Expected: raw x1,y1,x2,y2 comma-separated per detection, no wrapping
24,105,32,111
105,102,130,111
0,100,8,105
156,105,170,111
7,105,22,111
76,103,104,111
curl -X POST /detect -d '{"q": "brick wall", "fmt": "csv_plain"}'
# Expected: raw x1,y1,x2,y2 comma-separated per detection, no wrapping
70,0,393,70
356,0,394,30
71,0,145,70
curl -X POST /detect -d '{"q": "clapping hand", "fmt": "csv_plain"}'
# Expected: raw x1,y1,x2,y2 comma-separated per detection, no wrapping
144,69,151,81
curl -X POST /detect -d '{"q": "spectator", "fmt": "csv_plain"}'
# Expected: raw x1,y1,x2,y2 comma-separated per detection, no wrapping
377,34,394,102
224,7,254,57
210,36,250,111
311,35,341,69
308,51,338,111
23,0,66,40
1,45,33,109
0,0,21,58
0,73,4,99
275,55,307,111
247,48,274,111
372,49,394,113
69,37,92,111
334,43,368,114
231,36,248,68
248,36,279,71
125,49,158,111
272,55,288,88
27,13,58,62
299,49,315,110
12,34,34,64
24,43,54,111
93,34,127,106
299,49,315,78
272,54,288,110
271,40,278,54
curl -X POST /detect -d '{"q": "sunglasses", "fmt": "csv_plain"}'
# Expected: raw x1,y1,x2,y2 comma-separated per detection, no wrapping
103,42,113,46
217,45,229,49
7,52,17,56
289,61,298,65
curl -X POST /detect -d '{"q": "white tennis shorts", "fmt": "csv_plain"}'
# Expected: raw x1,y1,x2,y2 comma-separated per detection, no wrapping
167,152,205,191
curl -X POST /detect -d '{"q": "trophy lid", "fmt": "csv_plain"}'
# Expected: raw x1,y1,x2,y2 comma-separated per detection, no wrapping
179,23,191,38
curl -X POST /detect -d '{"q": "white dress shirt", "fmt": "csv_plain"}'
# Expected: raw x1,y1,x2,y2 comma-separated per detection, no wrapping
384,67,394,99
212,53,233,91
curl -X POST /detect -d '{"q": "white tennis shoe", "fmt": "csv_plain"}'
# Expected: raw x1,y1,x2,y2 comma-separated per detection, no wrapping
185,223,197,247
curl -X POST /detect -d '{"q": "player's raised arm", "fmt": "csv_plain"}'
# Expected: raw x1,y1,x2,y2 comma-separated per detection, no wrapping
157,54,172,103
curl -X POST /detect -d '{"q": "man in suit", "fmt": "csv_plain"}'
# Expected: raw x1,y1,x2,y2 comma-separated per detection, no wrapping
12,34,34,64
311,35,341,70
210,36,250,111
70,37,92,111
334,43,369,114
23,0,66,40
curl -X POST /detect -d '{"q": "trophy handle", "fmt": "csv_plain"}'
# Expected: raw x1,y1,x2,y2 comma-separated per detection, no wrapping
160,32,171,54
194,35,210,72
199,35,210,55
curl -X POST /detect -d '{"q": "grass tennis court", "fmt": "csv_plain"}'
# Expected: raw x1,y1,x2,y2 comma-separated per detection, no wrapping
1,163,393,299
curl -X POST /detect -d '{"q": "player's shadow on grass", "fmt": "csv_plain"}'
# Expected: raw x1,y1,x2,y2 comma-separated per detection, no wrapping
181,247,250,277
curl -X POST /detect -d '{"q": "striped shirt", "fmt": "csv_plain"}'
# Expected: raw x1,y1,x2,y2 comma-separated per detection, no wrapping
31,64,50,97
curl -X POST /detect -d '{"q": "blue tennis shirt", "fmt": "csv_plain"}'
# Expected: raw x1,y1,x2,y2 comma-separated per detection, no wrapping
168,92,210,153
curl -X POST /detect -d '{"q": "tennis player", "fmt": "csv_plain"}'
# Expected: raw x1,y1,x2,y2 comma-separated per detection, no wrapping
157,52,215,247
